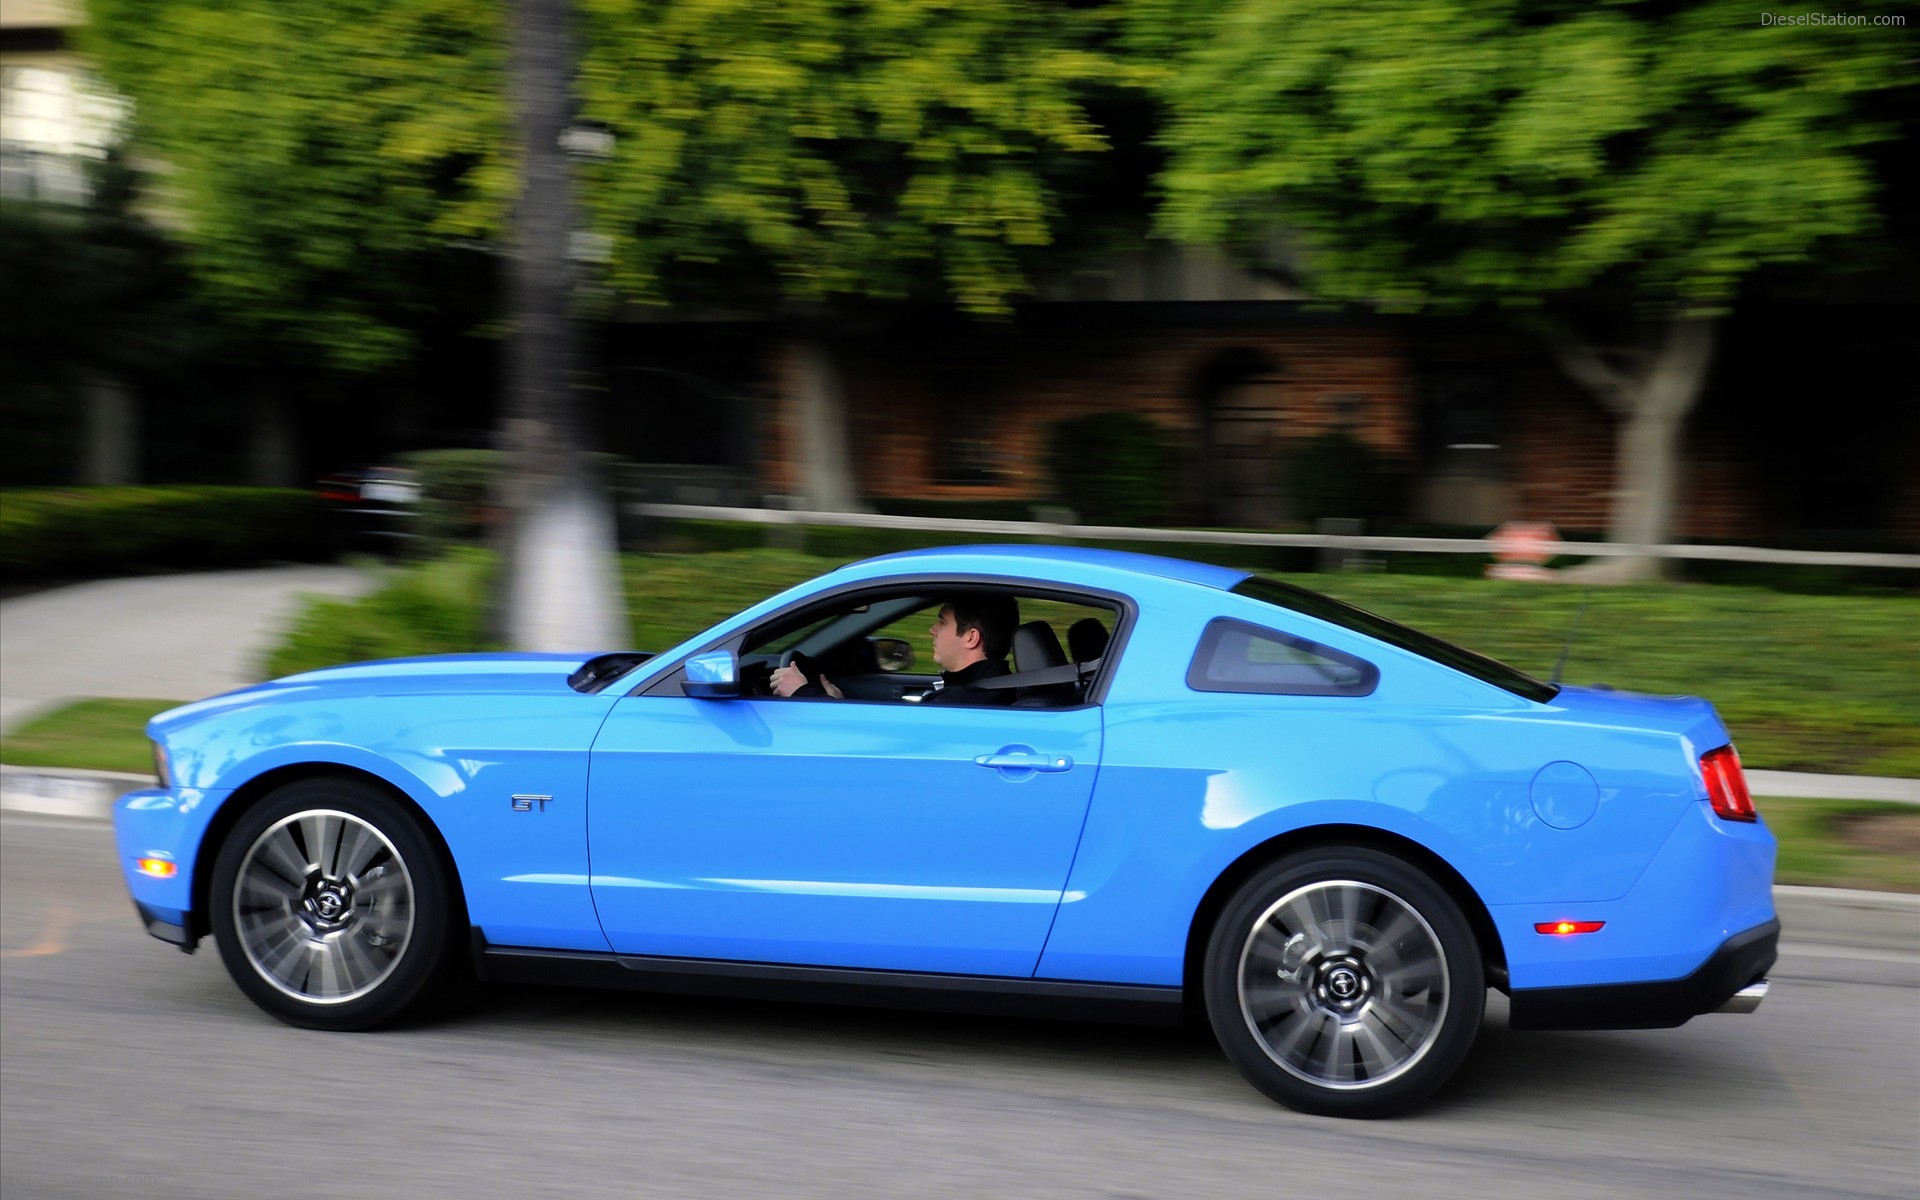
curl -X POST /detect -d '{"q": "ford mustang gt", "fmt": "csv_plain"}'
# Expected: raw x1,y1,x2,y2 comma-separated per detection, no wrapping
113,545,1778,1117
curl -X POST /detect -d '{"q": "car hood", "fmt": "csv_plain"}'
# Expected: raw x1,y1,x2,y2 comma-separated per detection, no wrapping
1544,684,1731,753
149,653,603,734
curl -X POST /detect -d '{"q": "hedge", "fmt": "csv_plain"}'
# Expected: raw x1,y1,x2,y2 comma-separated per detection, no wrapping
1045,412,1175,525
0,486,331,581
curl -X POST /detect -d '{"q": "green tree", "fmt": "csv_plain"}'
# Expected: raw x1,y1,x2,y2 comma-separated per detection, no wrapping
574,0,1145,508
86,0,1143,646
84,0,512,374
1151,0,1907,576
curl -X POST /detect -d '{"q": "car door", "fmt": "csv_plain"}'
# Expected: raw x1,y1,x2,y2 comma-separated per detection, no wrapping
586,692,1103,977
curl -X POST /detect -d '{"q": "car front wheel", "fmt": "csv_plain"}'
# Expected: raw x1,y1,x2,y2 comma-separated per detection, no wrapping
1204,847,1485,1117
210,778,457,1030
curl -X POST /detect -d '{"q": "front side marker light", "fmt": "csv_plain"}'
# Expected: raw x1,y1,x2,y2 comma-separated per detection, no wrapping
1535,920,1605,936
137,857,177,879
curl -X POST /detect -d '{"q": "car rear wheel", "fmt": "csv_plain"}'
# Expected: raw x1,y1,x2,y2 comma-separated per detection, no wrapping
210,778,457,1030
1203,847,1485,1117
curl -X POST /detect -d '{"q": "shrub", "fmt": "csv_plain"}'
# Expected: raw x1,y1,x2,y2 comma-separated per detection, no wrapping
1044,412,1174,526
1284,431,1405,524
263,547,497,676
398,448,503,550
0,486,329,581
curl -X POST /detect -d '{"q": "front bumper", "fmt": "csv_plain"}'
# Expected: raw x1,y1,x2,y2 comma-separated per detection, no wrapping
133,899,197,951
114,785,228,952
1507,917,1779,1030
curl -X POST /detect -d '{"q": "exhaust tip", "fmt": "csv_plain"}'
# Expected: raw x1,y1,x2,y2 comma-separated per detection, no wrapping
1716,978,1768,1014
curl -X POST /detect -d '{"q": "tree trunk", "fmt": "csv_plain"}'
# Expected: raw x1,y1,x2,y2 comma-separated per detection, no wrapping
80,370,139,485
498,0,624,651
1543,316,1718,583
790,335,866,512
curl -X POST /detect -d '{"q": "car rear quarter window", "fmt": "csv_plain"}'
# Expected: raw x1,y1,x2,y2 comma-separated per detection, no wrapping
1187,618,1379,697
1230,577,1559,702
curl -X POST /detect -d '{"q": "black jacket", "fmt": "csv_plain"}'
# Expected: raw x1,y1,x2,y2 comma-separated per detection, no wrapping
920,658,1015,706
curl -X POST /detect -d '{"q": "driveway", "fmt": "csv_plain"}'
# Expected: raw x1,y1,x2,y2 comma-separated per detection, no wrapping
0,565,378,734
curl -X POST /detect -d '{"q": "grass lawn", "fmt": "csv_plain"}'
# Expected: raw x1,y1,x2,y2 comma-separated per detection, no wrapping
1762,797,1920,893
8,545,1916,891
0,698,183,775
258,547,1920,777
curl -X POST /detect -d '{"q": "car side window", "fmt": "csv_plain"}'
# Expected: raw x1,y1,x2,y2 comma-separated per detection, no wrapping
1186,618,1378,698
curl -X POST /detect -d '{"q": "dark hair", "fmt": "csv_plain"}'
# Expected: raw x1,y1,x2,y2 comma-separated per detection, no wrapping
942,595,1018,662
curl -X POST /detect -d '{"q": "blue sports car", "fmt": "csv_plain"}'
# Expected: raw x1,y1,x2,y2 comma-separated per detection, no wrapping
113,546,1777,1117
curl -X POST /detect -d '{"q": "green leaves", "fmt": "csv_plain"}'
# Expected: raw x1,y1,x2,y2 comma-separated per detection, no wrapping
578,0,1139,313
86,0,1140,368
87,0,510,370
1154,0,1903,312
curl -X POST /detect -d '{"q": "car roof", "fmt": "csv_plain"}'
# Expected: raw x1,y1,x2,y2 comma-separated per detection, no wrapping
844,544,1252,591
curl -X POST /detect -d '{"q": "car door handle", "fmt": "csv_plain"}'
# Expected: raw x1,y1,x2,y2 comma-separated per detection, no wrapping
973,752,1073,772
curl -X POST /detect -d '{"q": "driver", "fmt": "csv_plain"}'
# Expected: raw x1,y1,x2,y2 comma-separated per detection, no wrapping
771,595,1019,706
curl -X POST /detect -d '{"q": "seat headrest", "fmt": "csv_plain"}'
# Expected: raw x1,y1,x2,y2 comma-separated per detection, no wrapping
1067,617,1110,664
1012,620,1068,674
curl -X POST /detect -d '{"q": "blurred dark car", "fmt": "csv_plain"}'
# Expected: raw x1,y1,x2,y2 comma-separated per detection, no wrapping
314,465,421,555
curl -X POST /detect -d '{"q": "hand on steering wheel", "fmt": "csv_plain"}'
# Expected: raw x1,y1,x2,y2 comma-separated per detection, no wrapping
771,650,840,699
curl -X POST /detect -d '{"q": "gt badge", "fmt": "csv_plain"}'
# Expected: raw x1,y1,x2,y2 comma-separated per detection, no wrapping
510,794,553,812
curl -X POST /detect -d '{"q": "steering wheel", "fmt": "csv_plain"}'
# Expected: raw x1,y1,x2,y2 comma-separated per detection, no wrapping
777,650,823,693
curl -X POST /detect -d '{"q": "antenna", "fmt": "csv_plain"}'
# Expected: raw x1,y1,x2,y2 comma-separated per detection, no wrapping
1550,589,1593,686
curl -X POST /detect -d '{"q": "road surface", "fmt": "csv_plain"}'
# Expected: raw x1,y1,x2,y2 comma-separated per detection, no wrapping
2,813,1914,1199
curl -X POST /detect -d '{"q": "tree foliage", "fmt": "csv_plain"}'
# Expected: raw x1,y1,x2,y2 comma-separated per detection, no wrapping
577,0,1144,314
84,0,512,371
82,0,1144,371
1152,0,1905,314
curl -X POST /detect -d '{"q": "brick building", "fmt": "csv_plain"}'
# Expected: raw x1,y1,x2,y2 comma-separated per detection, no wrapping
742,290,1918,547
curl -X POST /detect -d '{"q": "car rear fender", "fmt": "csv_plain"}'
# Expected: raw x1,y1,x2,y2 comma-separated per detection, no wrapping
1179,820,1510,1005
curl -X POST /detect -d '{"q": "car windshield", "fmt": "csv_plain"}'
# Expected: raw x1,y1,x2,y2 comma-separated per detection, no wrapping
1231,577,1559,703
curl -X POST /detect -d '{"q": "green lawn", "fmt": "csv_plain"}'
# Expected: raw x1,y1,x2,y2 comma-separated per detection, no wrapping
259,547,1920,777
7,545,1913,894
0,698,183,775
1293,574,1920,778
1762,797,1920,893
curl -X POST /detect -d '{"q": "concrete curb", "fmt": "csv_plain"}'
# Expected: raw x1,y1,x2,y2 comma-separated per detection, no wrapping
6,764,1912,960
1,764,153,821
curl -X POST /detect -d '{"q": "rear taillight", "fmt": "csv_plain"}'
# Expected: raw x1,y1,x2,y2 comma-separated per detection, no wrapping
1701,745,1757,822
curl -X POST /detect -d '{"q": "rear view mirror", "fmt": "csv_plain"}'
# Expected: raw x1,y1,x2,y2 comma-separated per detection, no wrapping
871,637,914,673
682,650,740,699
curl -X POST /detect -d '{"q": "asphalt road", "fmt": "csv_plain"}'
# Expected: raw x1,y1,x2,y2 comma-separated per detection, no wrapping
2,813,1915,1200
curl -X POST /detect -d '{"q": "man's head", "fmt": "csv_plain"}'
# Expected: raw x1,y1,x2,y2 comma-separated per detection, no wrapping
929,594,1017,672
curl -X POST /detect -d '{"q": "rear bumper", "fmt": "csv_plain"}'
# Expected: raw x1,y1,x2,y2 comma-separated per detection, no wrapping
1507,917,1779,1031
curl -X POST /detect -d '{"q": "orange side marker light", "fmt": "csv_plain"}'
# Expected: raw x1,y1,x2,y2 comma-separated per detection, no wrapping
136,857,178,879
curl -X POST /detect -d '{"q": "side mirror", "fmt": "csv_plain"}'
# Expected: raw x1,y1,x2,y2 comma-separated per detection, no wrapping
870,637,915,673
681,650,740,699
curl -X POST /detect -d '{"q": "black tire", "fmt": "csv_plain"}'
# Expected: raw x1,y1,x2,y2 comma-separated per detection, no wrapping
209,777,458,1031
1203,846,1485,1118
